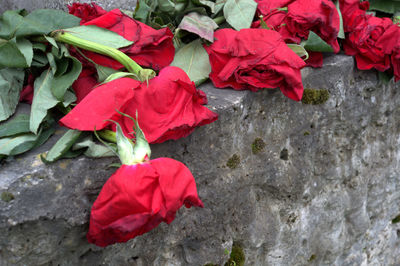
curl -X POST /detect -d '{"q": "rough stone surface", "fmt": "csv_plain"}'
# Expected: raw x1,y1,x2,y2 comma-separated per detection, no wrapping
1,54,400,266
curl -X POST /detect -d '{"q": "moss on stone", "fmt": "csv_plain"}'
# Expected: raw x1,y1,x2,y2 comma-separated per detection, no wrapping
392,214,400,223
251,138,266,154
224,244,245,266
204,264,219,266
301,88,330,105
309,254,316,261
227,154,240,169
304,131,310,136
1,191,15,202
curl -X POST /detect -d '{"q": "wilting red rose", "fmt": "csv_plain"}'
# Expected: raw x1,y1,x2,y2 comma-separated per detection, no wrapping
72,68,99,103
68,6,174,71
204,28,306,101
19,74,34,104
305,52,324,68
87,158,204,247
376,24,400,81
60,66,218,143
339,0,370,32
343,15,393,72
68,2,107,24
285,0,340,52
255,0,295,16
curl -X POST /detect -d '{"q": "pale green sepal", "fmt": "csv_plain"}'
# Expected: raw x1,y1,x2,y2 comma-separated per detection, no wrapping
287,44,309,61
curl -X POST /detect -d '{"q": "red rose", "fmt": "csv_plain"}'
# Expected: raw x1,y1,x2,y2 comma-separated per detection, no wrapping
59,66,218,143
87,158,204,247
285,0,340,52
376,24,400,81
72,68,99,103
343,15,393,72
254,0,340,53
69,7,174,71
255,0,295,16
339,0,370,32
204,28,306,101
68,2,107,24
305,52,324,68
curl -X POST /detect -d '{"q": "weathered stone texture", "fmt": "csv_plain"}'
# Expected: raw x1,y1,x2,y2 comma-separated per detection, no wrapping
1,53,400,265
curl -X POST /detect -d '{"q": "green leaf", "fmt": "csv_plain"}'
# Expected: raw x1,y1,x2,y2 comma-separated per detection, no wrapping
42,130,82,163
0,68,25,121
96,65,119,82
215,0,227,14
30,69,59,134
158,0,188,15
15,38,33,66
335,0,345,39
46,52,57,74
178,12,218,42
52,56,82,101
73,137,116,157
171,39,211,84
44,36,59,49
0,9,80,39
223,0,257,30
0,133,38,156
302,31,334,53
0,114,30,137
287,44,309,60
0,38,29,68
369,0,400,14
102,72,138,84
63,25,133,49
62,90,77,107
192,0,216,13
31,51,48,67
134,1,152,22
0,125,54,156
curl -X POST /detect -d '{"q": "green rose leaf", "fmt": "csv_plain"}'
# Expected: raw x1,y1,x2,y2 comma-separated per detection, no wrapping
368,0,400,14
62,90,77,107
287,44,309,60
52,56,82,101
0,126,54,156
42,129,82,163
192,0,216,13
171,39,211,85
63,25,133,49
0,9,80,39
335,0,345,39
0,68,25,122
73,136,115,158
215,0,227,14
0,114,30,138
96,65,119,83
0,38,31,68
302,31,334,53
29,69,59,134
178,12,218,42
223,0,257,30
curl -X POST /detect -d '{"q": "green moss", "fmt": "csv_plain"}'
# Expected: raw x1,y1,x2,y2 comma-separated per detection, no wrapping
392,214,400,223
301,88,330,105
227,154,240,169
204,264,219,266
224,244,245,266
251,138,266,154
309,254,316,262
1,191,14,202
303,131,310,136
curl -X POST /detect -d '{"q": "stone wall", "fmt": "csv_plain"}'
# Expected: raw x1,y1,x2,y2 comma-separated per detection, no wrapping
1,3,400,265
1,52,400,265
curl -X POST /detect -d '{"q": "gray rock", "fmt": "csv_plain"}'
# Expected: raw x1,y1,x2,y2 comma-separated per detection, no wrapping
1,54,400,266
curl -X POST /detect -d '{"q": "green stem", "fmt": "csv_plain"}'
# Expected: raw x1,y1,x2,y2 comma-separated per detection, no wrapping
98,130,117,143
52,31,146,77
213,16,226,25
